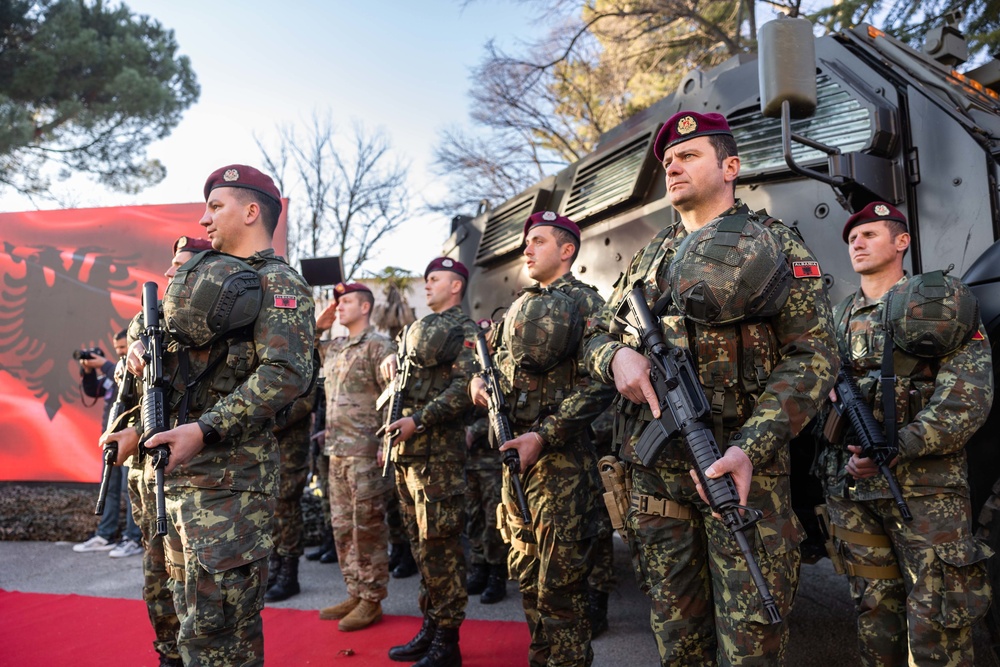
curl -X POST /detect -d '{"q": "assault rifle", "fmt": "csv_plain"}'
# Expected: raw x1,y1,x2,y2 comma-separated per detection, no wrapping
833,370,913,522
613,282,781,624
139,282,170,536
95,359,138,516
473,329,532,524
376,326,411,477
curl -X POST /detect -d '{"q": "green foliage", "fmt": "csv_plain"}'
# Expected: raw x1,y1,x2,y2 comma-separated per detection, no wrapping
0,0,200,198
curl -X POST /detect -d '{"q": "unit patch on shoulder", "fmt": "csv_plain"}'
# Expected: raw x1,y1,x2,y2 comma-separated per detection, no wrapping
274,295,298,308
792,261,821,278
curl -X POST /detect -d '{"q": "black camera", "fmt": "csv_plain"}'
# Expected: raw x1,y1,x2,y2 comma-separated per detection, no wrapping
72,347,106,361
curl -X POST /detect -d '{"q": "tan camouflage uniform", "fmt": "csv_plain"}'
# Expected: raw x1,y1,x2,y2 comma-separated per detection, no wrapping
318,325,396,603
494,272,615,667
817,277,994,666
391,305,477,630
132,249,315,667
584,202,839,666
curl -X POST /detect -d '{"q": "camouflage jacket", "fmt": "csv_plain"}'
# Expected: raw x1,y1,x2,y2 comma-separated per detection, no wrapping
127,249,315,494
495,272,615,450
819,278,994,498
584,202,839,474
396,305,477,462
317,325,395,458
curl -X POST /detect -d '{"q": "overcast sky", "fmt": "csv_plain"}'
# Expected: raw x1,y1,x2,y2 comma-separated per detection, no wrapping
1,0,548,276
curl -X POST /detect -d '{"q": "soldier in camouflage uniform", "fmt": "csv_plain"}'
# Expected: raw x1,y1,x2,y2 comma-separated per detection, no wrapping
816,201,993,666
382,257,477,667
106,165,314,667
586,406,617,638
264,389,315,601
313,281,396,632
464,363,509,604
471,212,615,667
117,234,213,667
583,112,839,666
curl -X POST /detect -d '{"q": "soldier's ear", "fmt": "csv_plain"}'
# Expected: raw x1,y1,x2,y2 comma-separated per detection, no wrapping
896,232,911,253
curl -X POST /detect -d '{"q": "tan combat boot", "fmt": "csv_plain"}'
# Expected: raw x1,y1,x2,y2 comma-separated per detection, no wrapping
338,599,383,632
319,596,360,621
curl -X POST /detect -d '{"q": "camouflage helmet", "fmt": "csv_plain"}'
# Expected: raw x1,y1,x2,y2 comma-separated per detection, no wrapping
884,270,980,358
405,312,465,368
668,215,791,325
163,251,262,349
502,286,582,373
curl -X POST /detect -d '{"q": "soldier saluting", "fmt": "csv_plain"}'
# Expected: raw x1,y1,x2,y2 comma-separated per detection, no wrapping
583,112,838,665
470,211,615,666
381,257,477,667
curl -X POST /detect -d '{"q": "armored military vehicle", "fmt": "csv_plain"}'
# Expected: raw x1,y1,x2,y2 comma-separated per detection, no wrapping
443,11,1000,647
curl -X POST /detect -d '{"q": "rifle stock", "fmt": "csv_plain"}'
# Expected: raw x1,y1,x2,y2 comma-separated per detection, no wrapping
833,370,913,522
474,329,532,524
95,360,138,515
139,282,170,536
614,281,782,624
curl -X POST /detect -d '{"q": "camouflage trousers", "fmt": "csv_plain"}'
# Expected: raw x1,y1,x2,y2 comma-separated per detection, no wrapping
465,450,507,566
395,459,468,628
502,446,599,667
329,455,392,602
162,486,274,667
127,462,180,662
588,492,616,594
273,419,311,557
627,466,802,666
827,492,992,667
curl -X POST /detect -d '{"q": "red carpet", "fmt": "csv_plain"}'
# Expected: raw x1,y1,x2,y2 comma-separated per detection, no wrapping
0,589,530,666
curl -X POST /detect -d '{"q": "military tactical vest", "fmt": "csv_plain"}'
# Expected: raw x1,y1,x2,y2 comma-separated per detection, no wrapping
883,270,979,358
501,279,592,425
668,213,791,325
163,250,262,349
405,312,466,369
502,283,582,373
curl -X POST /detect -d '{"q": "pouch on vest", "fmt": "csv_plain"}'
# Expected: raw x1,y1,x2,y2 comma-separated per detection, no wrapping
503,285,582,373
883,270,980,358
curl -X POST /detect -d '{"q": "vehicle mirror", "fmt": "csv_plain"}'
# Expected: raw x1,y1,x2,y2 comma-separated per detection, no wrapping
758,16,818,119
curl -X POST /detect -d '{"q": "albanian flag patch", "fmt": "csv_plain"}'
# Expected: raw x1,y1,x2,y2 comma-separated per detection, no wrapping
792,261,821,278
274,295,298,309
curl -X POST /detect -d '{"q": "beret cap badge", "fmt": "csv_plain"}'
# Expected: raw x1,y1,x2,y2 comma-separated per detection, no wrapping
874,204,890,216
676,116,697,135
223,169,239,182
442,258,454,268
542,211,557,221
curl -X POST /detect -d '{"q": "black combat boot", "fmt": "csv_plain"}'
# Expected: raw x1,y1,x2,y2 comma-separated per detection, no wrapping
306,530,335,561
264,556,301,602
465,563,488,595
588,588,609,639
157,653,183,667
266,551,280,590
391,541,417,578
478,564,506,604
412,626,461,667
388,617,437,662
388,541,406,571
319,545,338,564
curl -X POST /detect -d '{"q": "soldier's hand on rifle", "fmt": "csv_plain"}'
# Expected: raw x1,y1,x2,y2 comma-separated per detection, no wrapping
690,445,753,515
469,376,489,408
144,423,206,474
380,353,399,384
386,415,419,445
100,426,139,466
500,431,544,473
316,301,338,331
126,340,147,377
610,347,661,418
845,444,897,479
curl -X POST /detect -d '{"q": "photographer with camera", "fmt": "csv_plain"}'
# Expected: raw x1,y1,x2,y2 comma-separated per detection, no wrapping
72,330,143,558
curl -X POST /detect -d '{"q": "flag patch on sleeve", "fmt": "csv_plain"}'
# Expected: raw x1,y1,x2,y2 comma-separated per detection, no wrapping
274,295,298,309
792,261,821,278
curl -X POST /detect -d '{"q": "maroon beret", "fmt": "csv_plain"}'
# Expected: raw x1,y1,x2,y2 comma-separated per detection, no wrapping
424,256,469,281
523,210,581,243
203,164,281,206
842,201,908,243
653,111,733,162
332,281,373,302
172,235,213,255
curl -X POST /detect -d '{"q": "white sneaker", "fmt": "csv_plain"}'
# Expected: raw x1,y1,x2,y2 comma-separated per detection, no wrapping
72,535,115,553
109,539,143,558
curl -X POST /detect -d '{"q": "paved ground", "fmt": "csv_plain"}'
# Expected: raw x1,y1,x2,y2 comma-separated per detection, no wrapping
1,538,996,665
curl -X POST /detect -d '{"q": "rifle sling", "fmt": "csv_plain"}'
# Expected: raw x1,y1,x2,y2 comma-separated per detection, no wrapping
881,337,897,460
